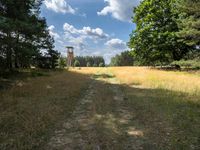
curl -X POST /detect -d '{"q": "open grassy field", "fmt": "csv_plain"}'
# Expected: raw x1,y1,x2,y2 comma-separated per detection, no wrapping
0,70,91,149
110,67,200,149
0,67,200,149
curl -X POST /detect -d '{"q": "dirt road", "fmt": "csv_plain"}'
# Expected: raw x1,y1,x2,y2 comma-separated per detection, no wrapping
45,68,200,150
46,69,145,150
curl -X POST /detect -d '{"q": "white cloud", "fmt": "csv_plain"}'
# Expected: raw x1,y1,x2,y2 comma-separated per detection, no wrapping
63,23,79,34
105,38,127,50
103,38,128,63
80,13,87,18
69,36,86,51
81,27,109,39
63,23,109,39
63,24,85,51
63,23,109,50
97,0,140,22
48,25,60,39
44,0,76,14
48,23,128,64
48,25,55,31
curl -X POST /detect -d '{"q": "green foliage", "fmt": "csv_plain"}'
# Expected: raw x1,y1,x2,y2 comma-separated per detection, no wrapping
99,62,105,67
47,49,60,69
110,51,134,66
87,62,91,67
74,60,80,67
183,50,200,60
172,60,200,69
58,57,66,69
110,55,121,66
129,0,190,65
176,0,200,47
93,63,97,67
0,0,57,73
74,56,105,67
35,50,60,69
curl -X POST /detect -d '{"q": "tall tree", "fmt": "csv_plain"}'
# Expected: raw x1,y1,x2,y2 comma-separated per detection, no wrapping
0,0,56,71
73,56,105,67
129,0,189,65
177,0,200,47
110,51,134,66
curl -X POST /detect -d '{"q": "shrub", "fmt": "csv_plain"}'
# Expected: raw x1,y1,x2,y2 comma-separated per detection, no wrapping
58,57,66,69
74,60,80,67
99,62,105,67
171,60,200,69
93,63,97,67
87,62,91,67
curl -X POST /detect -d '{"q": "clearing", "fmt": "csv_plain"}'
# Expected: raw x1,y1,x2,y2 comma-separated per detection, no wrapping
0,67,200,150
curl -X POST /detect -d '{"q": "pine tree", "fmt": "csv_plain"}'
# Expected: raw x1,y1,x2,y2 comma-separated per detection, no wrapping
177,0,200,47
0,0,56,72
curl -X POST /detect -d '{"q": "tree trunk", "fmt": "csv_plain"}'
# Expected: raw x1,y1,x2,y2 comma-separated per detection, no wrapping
6,34,12,70
14,33,20,68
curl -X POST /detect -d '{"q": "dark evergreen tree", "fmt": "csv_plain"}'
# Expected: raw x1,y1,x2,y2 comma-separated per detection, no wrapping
0,0,57,73
177,0,200,47
110,51,134,66
74,56,105,67
74,60,80,67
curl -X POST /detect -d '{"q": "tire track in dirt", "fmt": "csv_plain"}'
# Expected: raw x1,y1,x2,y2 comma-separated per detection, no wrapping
106,74,145,150
46,79,99,149
46,69,145,150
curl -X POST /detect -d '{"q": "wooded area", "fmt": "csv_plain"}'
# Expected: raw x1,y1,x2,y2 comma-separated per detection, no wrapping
0,0,60,75
0,0,199,71
73,56,105,67
128,0,200,66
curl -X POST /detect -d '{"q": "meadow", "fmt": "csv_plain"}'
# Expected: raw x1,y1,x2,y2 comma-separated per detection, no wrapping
0,67,199,149
110,67,200,149
0,70,91,149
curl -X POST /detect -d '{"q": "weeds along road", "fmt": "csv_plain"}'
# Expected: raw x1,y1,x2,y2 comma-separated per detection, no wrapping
0,67,199,149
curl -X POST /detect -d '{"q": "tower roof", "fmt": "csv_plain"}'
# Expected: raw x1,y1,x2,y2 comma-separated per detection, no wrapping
66,46,74,49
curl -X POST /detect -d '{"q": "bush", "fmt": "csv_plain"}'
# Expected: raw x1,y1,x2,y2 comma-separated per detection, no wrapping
171,60,200,69
87,62,91,67
93,63,97,67
99,62,105,67
58,57,66,69
74,60,80,67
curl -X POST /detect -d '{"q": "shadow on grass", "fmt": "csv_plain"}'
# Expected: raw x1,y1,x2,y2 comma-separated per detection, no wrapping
0,70,90,150
79,79,200,149
119,84,200,149
0,70,199,150
0,69,63,90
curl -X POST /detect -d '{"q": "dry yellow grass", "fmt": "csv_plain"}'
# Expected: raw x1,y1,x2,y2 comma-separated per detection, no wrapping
69,67,200,148
0,70,91,150
108,67,200,148
110,67,200,96
1,68,199,149
69,67,102,75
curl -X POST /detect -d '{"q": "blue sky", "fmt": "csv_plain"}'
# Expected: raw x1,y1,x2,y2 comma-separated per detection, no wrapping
41,0,140,63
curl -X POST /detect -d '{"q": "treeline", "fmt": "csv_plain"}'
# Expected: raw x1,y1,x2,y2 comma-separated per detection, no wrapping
0,0,59,74
129,0,200,66
110,51,134,66
73,56,105,67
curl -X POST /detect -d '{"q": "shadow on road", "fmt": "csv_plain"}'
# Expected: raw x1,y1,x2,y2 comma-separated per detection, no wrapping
46,70,200,150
